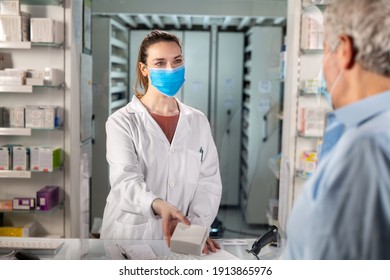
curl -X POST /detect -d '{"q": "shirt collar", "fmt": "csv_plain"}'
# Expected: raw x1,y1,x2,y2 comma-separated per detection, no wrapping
327,90,390,128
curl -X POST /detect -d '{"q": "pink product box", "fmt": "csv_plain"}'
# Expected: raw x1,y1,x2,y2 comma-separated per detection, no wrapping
13,197,35,210
36,185,59,211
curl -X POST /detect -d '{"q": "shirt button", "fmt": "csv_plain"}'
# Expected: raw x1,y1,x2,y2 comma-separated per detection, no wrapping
169,182,175,187
171,148,175,153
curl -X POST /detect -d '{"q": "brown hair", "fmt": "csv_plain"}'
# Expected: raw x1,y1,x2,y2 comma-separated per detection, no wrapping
134,30,182,97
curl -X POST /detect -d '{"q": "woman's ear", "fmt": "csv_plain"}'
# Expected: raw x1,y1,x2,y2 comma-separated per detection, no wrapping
337,34,355,70
139,62,149,77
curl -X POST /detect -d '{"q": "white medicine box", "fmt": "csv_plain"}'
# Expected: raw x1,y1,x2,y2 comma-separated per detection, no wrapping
0,12,30,42
30,18,63,44
0,1,20,16
12,146,28,171
10,107,24,128
0,147,10,170
30,147,62,172
25,106,44,128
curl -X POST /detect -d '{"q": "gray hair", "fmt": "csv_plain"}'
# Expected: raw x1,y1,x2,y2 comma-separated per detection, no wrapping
324,0,390,77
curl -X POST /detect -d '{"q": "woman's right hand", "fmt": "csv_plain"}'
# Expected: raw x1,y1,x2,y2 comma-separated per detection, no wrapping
152,198,190,247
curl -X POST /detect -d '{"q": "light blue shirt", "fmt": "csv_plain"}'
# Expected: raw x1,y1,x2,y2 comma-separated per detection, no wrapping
285,90,390,259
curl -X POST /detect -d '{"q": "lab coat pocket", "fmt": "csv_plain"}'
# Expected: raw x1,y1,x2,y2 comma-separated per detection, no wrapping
114,213,152,239
186,150,201,184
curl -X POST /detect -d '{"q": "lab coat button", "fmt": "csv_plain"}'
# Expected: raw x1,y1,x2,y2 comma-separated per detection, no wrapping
169,182,175,187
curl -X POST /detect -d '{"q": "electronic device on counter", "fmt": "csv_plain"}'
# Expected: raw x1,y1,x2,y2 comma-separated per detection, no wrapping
0,239,64,255
246,225,279,260
15,249,40,260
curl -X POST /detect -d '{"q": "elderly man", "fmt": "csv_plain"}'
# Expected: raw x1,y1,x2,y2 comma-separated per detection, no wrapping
285,0,390,259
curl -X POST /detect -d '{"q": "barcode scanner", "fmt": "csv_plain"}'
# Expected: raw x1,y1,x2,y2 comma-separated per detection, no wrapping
246,225,279,260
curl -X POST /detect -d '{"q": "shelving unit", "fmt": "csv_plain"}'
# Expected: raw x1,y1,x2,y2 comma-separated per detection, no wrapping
91,16,129,221
0,1,66,237
279,0,331,232
240,26,283,225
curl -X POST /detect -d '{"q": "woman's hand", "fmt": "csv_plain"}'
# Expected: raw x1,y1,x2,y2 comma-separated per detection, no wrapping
152,198,190,247
203,237,221,254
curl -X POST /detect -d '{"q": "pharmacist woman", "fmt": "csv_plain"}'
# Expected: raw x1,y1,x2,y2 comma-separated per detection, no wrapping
100,30,222,254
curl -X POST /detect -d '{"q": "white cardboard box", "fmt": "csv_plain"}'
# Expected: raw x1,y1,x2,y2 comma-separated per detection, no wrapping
9,107,24,128
12,145,28,170
0,147,10,170
0,1,20,16
170,223,208,256
30,18,63,44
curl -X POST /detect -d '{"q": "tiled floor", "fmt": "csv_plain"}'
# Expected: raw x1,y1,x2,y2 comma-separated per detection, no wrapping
214,206,268,239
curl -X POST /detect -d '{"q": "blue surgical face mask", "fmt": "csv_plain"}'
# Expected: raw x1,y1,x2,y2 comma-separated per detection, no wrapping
149,65,185,97
319,71,334,110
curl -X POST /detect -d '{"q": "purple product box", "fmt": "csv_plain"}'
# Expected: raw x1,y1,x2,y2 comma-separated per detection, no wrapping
13,197,36,210
36,185,59,211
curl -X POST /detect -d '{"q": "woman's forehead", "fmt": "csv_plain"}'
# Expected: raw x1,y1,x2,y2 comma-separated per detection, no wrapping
147,41,182,59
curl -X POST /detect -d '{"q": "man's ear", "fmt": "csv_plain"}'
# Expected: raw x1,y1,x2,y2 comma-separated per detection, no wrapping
337,34,355,70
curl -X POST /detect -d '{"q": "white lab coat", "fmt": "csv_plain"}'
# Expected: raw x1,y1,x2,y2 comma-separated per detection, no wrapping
100,95,222,239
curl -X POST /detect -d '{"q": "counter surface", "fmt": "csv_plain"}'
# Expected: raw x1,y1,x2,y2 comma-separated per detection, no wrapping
0,238,284,260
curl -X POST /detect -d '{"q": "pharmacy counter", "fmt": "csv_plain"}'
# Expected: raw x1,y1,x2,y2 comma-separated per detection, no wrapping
0,238,284,260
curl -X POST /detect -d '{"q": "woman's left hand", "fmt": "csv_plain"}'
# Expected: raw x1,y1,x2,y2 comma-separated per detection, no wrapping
202,237,221,254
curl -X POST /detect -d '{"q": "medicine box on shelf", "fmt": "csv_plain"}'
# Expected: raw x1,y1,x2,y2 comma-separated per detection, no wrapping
0,221,37,237
0,146,10,170
12,197,35,210
30,147,62,172
30,18,63,44
36,185,59,211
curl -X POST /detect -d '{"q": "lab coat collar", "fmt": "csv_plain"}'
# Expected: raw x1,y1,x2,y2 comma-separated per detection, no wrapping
126,95,191,145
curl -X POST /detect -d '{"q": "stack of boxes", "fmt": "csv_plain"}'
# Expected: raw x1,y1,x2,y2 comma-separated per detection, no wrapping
0,185,60,212
0,185,60,236
0,0,30,42
0,145,62,172
300,7,324,50
298,107,328,137
0,0,63,44
0,0,64,86
0,1,65,238
30,146,62,172
0,106,62,128
30,18,63,44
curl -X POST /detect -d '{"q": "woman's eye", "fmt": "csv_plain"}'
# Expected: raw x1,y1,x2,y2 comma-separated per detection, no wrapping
175,59,183,64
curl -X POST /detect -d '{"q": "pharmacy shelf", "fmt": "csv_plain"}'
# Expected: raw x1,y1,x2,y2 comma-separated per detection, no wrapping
20,0,63,6
110,71,127,79
111,38,127,50
110,85,127,93
0,128,32,136
31,42,63,48
0,42,31,49
0,127,60,136
297,132,322,138
0,85,33,93
0,41,63,50
111,55,127,65
300,48,324,55
0,170,31,178
110,99,127,110
0,168,62,178
0,84,65,93
0,203,63,213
